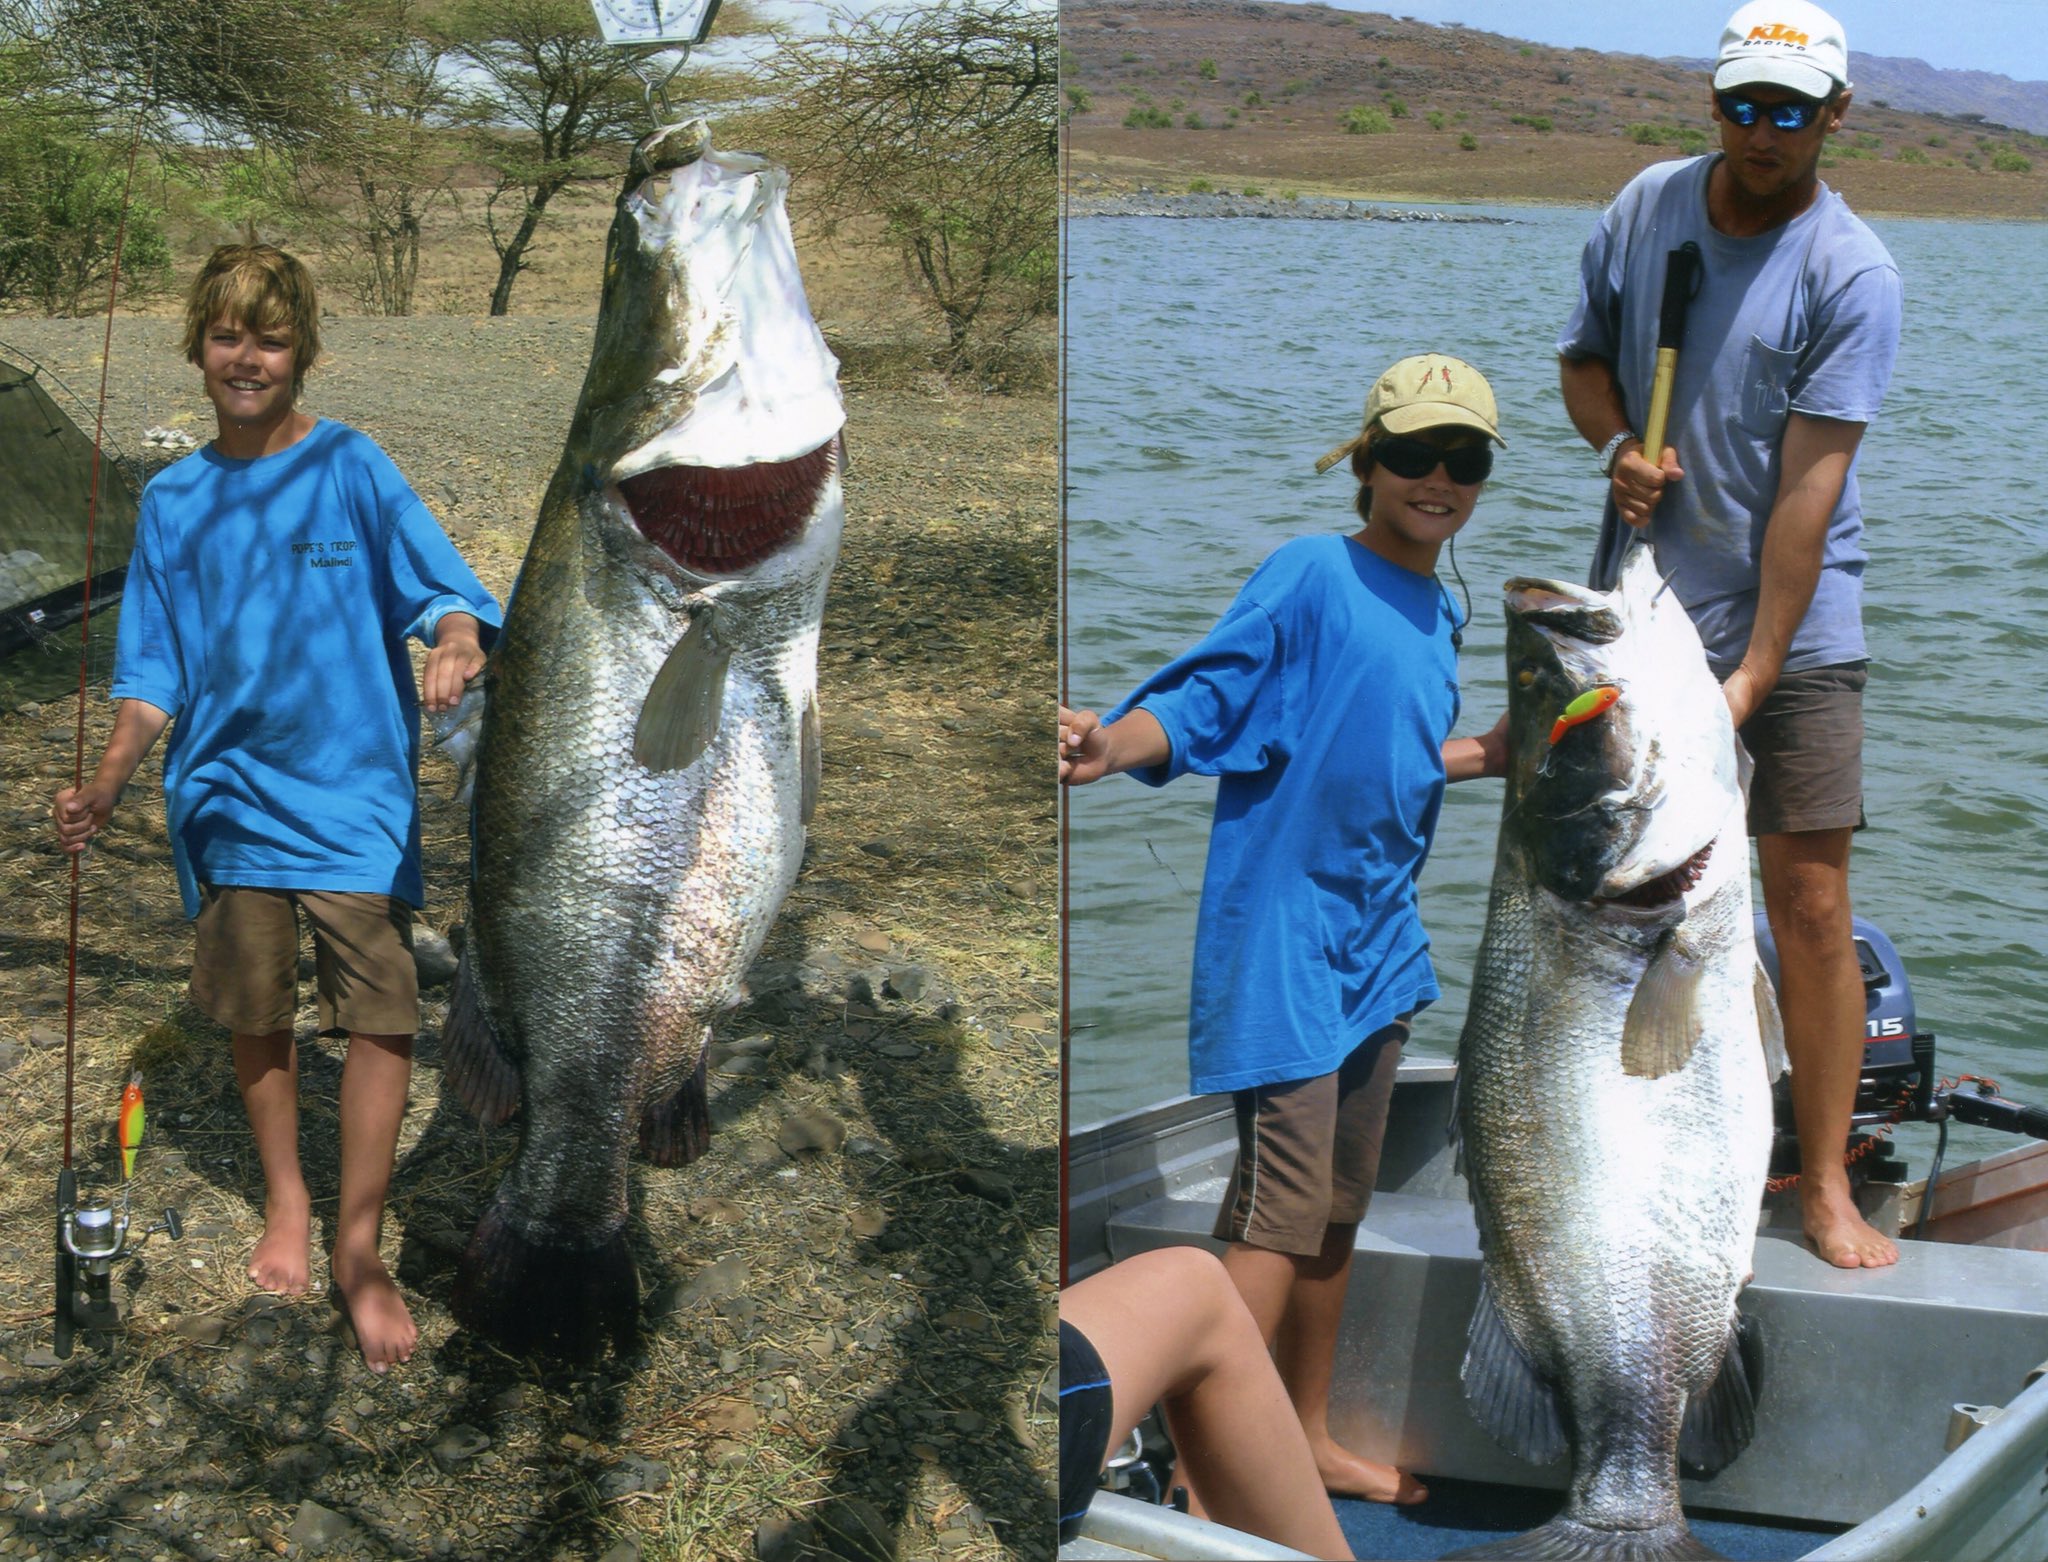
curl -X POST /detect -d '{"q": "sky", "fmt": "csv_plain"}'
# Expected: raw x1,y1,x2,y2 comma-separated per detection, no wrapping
1322,0,2048,83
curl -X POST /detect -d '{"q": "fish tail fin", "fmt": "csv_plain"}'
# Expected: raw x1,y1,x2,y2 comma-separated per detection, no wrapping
451,1198,637,1364
1461,1278,1569,1466
638,1048,711,1167
441,952,520,1125
1680,1311,1765,1478
1444,1518,1722,1559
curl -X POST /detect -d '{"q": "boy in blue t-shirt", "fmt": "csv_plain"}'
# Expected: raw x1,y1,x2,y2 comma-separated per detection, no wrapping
53,245,503,1373
1060,353,1508,1507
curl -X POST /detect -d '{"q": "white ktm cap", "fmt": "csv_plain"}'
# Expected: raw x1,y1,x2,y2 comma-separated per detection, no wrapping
1714,0,1850,98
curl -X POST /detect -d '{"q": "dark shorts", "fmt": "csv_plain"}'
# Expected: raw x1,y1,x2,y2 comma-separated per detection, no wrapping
1734,660,1866,836
190,887,418,1037
1058,1319,1115,1544
1212,1017,1408,1257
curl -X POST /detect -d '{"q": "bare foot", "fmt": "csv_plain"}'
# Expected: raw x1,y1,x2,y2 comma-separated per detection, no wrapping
1314,1439,1428,1505
330,1246,418,1374
247,1193,312,1294
1802,1186,1899,1269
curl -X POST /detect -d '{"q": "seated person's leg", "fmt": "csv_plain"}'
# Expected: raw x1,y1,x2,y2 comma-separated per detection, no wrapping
1060,1246,1354,1559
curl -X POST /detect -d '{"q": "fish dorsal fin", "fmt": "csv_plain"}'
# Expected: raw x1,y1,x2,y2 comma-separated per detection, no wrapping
1755,960,1789,1082
800,692,821,827
1461,1279,1568,1466
431,679,488,806
1680,1311,1766,1478
634,606,732,773
1621,927,1706,1079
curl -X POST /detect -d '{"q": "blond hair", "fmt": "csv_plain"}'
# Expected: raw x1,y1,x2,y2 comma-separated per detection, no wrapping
180,245,321,396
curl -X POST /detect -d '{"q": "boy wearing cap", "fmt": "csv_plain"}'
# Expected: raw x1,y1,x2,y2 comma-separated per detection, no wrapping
1558,0,1902,1268
1060,353,1508,1506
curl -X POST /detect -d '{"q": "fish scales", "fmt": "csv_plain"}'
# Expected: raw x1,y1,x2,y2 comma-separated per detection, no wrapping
440,119,844,1360
1451,545,1776,1561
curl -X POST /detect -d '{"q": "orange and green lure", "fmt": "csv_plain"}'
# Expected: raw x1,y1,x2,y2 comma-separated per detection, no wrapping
1549,685,1622,747
117,1070,145,1180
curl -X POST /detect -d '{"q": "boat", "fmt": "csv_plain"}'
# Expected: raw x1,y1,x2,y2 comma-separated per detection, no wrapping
1060,919,2048,1561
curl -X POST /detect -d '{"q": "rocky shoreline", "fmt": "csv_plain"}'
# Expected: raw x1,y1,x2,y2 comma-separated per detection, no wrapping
1066,190,1514,223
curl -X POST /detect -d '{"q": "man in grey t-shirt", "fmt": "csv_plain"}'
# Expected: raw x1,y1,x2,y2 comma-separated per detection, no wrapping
1558,0,1903,1268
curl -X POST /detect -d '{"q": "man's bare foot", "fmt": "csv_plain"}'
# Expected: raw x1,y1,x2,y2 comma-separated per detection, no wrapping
330,1246,418,1374
247,1194,312,1294
1314,1440,1428,1505
1802,1186,1899,1269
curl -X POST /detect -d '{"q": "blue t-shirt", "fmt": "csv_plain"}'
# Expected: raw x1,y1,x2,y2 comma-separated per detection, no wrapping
1105,534,1461,1095
1560,154,1901,669
113,419,503,918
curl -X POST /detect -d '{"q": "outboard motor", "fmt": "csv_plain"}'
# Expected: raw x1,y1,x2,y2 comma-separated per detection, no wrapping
1758,913,2048,1199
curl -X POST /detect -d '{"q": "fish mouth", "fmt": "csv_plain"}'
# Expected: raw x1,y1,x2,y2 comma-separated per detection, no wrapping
1598,841,1714,908
618,440,836,576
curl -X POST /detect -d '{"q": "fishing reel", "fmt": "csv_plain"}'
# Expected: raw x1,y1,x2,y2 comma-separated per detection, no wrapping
54,1166,182,1357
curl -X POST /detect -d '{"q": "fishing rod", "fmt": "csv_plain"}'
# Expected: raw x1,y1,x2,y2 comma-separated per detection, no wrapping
1640,240,1702,469
52,38,182,1360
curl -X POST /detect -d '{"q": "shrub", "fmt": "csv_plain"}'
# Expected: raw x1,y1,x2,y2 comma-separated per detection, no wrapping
1426,110,1445,130
1065,86,1091,111
1517,44,1533,56
1342,105,1393,134
1120,51,1138,63
1386,94,1408,117
1991,148,2032,172
1188,177,1212,192
1242,183,1262,196
1279,188,1300,200
1926,134,1946,147
1511,114,1553,132
1377,55,1390,67
1459,132,1477,150
1629,123,1708,154
1283,78,1309,96
1183,112,1204,129
1896,144,1929,165
1198,57,1218,79
1855,133,1881,150
1123,105,1172,129
1243,90,1263,106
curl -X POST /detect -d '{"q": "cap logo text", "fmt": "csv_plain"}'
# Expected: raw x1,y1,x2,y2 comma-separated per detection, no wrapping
1746,23,1810,46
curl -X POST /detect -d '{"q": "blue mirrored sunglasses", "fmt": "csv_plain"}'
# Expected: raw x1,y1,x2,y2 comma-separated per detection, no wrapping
1716,91,1830,131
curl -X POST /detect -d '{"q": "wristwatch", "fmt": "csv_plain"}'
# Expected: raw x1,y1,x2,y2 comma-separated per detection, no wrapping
1598,430,1638,477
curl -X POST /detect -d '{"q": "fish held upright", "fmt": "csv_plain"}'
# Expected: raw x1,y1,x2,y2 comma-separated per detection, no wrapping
1450,545,1785,1561
439,120,845,1361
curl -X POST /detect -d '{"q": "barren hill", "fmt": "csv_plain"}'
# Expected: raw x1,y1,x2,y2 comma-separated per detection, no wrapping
1063,0,2048,218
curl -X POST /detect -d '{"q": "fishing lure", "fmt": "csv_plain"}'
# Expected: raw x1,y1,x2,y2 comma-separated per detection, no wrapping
117,1071,144,1181
1549,685,1621,747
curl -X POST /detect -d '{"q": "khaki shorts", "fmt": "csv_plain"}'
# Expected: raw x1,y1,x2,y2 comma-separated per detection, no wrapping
1212,1017,1408,1258
1736,661,1867,836
189,887,418,1038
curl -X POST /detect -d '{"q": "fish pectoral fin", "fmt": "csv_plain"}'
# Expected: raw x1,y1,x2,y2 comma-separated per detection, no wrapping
440,951,521,1126
800,692,821,827
1620,928,1707,1079
1680,1310,1766,1478
634,621,732,773
1460,1279,1568,1466
639,1042,712,1167
1755,960,1790,1081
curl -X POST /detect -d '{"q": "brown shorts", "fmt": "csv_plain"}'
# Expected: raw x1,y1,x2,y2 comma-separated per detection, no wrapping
1212,1017,1407,1258
189,887,418,1037
1735,661,1867,836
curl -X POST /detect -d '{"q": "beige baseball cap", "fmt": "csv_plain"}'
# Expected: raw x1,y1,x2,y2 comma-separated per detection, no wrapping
1714,0,1850,98
1315,352,1505,475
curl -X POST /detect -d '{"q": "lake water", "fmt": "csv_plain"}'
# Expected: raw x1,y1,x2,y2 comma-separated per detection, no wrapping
1063,197,2048,1170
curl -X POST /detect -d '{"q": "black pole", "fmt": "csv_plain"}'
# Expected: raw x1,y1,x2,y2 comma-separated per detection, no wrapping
55,1166,75,1359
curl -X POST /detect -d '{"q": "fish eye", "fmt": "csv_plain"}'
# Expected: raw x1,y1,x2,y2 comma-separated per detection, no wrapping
1515,666,1537,688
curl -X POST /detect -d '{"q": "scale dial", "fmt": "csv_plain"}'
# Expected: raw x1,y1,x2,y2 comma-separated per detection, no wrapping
589,0,719,46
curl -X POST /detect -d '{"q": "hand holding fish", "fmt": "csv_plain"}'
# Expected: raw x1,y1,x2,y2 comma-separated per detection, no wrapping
1443,712,1510,782
1060,705,1168,786
1722,662,1767,729
1612,443,1683,528
421,612,486,713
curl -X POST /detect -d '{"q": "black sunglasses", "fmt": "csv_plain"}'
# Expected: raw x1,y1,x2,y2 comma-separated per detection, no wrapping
1716,91,1831,131
1372,435,1493,486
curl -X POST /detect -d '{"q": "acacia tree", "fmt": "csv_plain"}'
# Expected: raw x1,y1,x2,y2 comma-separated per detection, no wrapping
758,0,1057,372
449,0,647,315
316,0,463,315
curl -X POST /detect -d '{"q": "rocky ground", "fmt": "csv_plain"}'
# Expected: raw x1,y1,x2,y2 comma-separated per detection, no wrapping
0,315,1057,1561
